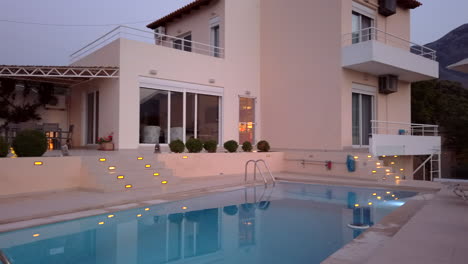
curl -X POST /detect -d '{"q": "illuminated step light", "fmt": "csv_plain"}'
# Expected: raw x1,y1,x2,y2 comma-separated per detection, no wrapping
354,204,360,207
108,166,116,170
394,155,398,158
395,198,399,200
368,202,373,206
395,176,400,179
145,208,150,211
137,157,144,160
181,206,188,210
99,158,106,162
382,155,386,158
376,162,381,166
372,193,377,196
391,162,395,165
125,184,132,189
34,161,43,166
385,169,391,172
392,194,395,197
107,214,115,218
117,175,125,179
382,177,387,180
137,214,142,218
145,164,151,168
182,156,188,159
33,233,40,237
354,156,359,160
98,222,104,225
367,155,372,158
377,196,382,200
400,168,405,171
372,170,377,174
153,173,160,176
386,191,391,194
161,180,168,184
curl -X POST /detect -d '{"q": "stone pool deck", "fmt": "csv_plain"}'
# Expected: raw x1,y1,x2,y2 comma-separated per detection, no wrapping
0,172,466,263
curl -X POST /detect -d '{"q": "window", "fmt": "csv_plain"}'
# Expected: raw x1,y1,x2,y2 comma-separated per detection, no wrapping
140,87,221,144
239,97,255,144
352,11,374,44
211,24,220,57
86,91,99,144
352,92,374,146
173,33,192,52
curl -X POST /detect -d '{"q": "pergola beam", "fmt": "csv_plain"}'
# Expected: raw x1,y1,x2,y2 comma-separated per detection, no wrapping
0,65,119,78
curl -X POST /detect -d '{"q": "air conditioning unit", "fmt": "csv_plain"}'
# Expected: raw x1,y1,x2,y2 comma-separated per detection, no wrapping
154,26,166,44
378,0,397,17
379,75,399,94
45,95,66,110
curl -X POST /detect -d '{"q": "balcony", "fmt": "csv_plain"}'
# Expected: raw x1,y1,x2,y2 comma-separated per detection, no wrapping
70,25,224,63
369,120,441,156
342,28,439,82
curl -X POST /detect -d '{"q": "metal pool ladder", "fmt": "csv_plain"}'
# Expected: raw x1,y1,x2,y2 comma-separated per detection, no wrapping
0,250,11,264
244,159,276,187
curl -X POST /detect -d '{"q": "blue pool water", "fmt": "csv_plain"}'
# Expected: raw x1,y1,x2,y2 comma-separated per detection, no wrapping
0,183,417,264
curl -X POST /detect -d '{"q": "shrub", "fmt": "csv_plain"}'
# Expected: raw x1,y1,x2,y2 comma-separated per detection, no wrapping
186,138,203,153
169,139,185,153
223,140,239,153
0,137,9,157
12,130,48,157
242,141,253,152
256,140,271,152
203,140,218,153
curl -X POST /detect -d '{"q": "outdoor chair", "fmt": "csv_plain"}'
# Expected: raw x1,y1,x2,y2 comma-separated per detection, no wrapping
453,184,468,200
59,124,74,149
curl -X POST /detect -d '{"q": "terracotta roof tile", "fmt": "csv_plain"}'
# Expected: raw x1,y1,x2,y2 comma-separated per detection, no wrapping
147,0,214,29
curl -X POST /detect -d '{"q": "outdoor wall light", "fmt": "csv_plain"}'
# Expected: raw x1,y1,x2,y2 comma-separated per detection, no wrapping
395,176,401,179
386,191,391,194
34,161,43,166
161,180,168,184
117,175,125,179
368,202,373,206
145,164,151,168
354,204,360,207
385,169,391,172
376,162,381,166
137,214,142,218
209,78,215,84
182,156,188,159
153,173,160,176
108,166,116,170
107,215,115,218
125,184,132,189
392,194,395,197
382,155,387,157
391,162,395,165
181,206,188,210
149,69,157,75
367,155,372,158
137,157,144,160
394,155,398,158
354,156,359,159
145,208,150,211
372,170,377,174
377,196,382,200
372,193,377,196
33,234,40,237
99,158,106,162
98,222,104,225
400,168,405,171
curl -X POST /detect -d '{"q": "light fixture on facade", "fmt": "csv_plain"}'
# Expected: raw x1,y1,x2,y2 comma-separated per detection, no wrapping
125,184,132,189
108,214,115,218
368,202,373,206
98,222,104,225
372,193,377,196
145,208,150,211
182,156,188,159
354,204,360,207
153,173,160,176
34,161,43,166
108,166,116,170
33,233,40,237
99,158,106,162
209,78,215,84
377,196,382,200
117,175,125,179
161,180,168,184
145,164,151,168
137,157,144,160
137,214,142,218
149,69,157,75
182,206,188,210
372,170,377,174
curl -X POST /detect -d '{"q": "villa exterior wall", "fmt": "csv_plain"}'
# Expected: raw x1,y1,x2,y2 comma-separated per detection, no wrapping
161,0,225,51
259,0,343,150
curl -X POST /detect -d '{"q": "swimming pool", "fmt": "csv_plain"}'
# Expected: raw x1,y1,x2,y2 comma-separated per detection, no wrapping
0,182,416,264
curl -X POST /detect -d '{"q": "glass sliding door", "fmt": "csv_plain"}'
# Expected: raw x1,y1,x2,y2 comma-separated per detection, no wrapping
351,11,374,44
239,97,255,144
86,91,99,144
140,87,221,144
352,92,374,146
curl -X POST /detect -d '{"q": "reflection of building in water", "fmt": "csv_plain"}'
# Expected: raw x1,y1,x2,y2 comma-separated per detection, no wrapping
239,203,256,247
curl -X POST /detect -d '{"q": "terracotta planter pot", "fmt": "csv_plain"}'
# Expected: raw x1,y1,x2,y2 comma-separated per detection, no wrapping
99,142,114,151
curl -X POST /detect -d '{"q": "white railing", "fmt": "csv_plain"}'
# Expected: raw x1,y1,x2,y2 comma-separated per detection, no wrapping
70,25,224,63
342,27,436,61
371,120,439,136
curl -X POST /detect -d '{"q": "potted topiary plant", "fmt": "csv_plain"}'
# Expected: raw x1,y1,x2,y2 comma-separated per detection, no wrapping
224,140,239,153
256,140,270,152
203,140,218,153
12,130,48,157
169,139,185,153
97,132,114,151
242,141,253,152
0,137,9,157
186,138,203,153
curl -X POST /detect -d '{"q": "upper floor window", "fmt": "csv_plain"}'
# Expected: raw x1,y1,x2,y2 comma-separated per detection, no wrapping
352,11,374,44
210,17,221,57
173,33,192,52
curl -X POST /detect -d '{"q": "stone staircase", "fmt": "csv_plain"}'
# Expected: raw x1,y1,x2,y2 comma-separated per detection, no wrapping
80,151,180,192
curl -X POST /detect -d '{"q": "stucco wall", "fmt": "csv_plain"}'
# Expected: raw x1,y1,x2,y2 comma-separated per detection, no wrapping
0,157,83,197
260,0,343,150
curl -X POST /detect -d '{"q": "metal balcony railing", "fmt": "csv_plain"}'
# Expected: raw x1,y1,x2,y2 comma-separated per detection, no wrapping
371,120,439,136
70,25,224,63
342,27,437,60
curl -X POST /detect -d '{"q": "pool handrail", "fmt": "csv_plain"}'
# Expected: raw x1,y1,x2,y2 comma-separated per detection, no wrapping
244,159,275,187
0,250,12,264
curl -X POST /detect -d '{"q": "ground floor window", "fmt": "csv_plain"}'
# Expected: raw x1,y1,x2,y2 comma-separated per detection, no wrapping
140,87,220,144
239,97,255,144
352,92,374,146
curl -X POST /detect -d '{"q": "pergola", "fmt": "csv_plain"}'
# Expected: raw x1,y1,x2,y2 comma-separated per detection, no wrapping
0,65,119,86
447,58,468,74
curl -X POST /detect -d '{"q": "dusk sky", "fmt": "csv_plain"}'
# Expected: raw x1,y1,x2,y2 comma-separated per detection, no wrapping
0,0,467,66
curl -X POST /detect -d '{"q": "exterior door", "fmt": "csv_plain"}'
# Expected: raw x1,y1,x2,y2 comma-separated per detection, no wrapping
86,91,99,144
239,97,256,144
352,92,374,146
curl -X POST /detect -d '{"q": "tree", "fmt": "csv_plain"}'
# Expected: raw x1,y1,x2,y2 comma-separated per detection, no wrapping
412,80,468,164
0,78,56,128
